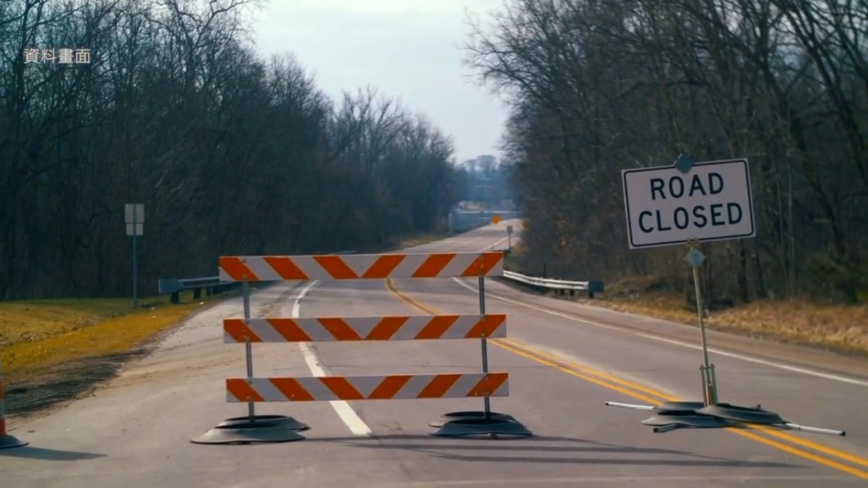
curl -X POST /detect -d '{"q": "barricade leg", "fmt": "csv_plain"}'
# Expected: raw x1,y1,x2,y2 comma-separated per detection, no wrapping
0,360,27,450
430,274,532,438
192,280,308,445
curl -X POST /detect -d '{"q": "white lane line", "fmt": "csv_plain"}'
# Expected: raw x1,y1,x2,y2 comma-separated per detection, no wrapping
452,276,868,388
634,333,868,387
292,280,373,436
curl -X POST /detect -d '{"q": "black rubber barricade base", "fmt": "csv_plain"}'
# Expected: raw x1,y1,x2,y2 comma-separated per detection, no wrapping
697,403,785,425
216,415,310,432
430,417,533,438
429,410,516,428
191,415,307,444
654,401,706,413
0,434,28,450
641,412,730,433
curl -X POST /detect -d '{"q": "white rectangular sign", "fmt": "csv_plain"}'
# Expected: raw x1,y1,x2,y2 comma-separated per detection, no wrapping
126,222,143,236
125,203,144,224
621,158,755,249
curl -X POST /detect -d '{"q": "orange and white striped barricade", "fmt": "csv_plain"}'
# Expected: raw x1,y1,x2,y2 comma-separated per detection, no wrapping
192,251,531,444
0,355,27,449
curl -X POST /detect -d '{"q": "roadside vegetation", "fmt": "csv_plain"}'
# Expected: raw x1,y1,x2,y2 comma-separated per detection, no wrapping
505,245,868,357
466,0,868,309
469,0,868,356
0,0,466,301
0,230,445,420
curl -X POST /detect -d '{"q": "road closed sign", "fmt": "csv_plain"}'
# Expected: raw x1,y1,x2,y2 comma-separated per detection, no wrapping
621,158,755,249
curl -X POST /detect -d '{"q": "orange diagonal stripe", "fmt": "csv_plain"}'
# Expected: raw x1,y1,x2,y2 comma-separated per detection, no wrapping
366,316,409,340
418,374,461,398
318,318,363,341
369,375,412,399
224,319,263,342
416,315,459,339
468,373,508,396
313,255,359,279
269,378,315,401
362,254,405,278
263,257,309,280
465,314,506,338
268,319,313,342
320,377,364,400
412,253,456,278
461,252,503,276
220,257,259,281
226,379,265,402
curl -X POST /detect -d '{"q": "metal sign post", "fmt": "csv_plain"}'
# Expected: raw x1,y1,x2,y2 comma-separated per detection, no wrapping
507,225,513,251
685,239,717,405
610,155,846,437
125,203,144,309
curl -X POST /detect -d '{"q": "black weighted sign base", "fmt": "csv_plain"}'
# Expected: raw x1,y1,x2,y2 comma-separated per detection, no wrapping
605,400,846,436
429,410,516,428
191,414,308,444
431,417,533,438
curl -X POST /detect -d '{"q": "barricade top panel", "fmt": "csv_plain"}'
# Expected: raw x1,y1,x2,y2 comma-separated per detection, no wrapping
223,314,507,343
226,373,509,402
218,252,504,282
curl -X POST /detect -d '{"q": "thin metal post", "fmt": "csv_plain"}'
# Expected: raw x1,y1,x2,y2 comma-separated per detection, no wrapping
693,265,711,372
478,275,490,418
132,214,138,309
243,280,255,421
688,240,717,405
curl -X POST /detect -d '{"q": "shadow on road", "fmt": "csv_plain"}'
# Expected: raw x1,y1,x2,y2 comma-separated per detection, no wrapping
307,434,801,468
0,446,106,461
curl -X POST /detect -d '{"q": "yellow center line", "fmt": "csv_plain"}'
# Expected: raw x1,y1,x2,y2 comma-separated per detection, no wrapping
383,278,868,481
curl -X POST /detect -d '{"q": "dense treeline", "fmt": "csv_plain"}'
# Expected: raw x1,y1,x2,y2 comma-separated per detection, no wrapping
0,0,461,299
466,0,868,304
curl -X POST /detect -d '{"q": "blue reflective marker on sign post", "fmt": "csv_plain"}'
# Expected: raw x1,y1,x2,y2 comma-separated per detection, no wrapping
674,153,696,174
685,248,705,268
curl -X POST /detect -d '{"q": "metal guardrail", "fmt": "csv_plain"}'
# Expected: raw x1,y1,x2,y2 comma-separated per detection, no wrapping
157,251,357,304
157,276,237,304
501,270,604,298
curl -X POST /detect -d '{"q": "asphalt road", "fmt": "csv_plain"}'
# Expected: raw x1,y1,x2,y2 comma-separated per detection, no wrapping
2,222,868,487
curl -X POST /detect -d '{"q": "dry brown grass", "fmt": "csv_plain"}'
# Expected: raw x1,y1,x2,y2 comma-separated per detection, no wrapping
0,291,223,382
580,289,868,356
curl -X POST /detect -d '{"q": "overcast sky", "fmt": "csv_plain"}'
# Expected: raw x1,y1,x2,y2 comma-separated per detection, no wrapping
247,0,509,164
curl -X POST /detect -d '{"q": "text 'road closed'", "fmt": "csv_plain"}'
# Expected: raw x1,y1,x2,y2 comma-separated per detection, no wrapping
621,159,756,249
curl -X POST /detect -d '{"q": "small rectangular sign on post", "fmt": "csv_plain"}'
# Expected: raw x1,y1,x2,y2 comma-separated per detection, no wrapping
125,203,144,309
621,158,755,249
125,203,144,236
507,225,513,235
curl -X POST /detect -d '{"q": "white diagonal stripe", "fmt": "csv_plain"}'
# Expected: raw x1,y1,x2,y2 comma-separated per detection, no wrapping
239,257,278,281
225,252,504,281
393,316,432,339
392,374,438,399
390,253,433,278
249,321,290,342
439,253,479,277
443,315,478,338
344,316,382,338
296,377,341,401
348,375,385,398
232,315,509,341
